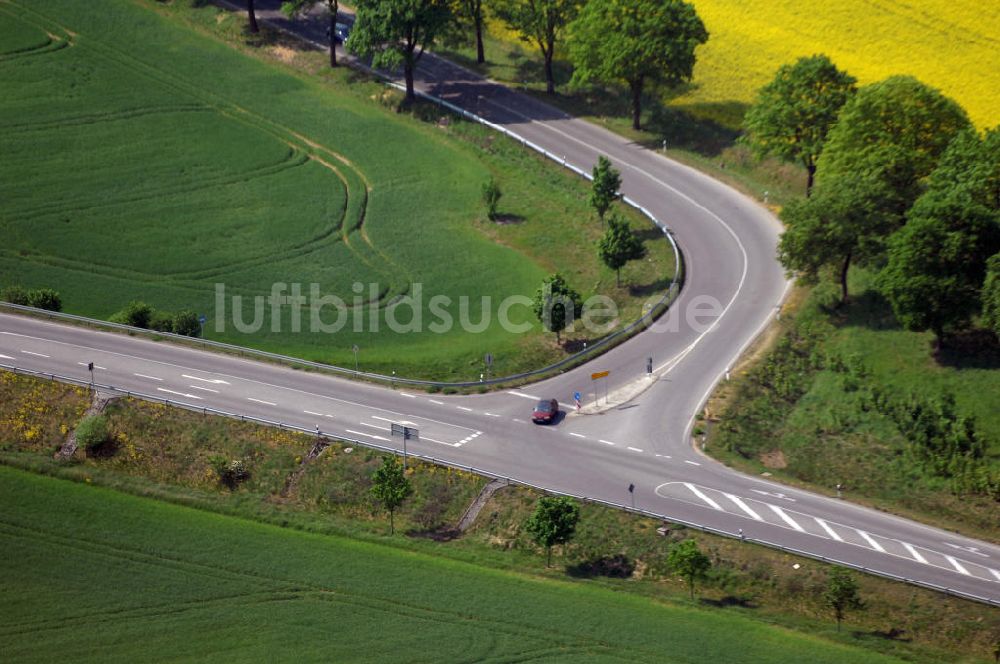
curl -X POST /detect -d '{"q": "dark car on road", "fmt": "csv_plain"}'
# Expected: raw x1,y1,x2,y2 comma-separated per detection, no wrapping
532,398,559,424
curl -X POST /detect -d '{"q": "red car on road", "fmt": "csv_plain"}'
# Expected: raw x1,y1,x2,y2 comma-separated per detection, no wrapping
532,398,559,424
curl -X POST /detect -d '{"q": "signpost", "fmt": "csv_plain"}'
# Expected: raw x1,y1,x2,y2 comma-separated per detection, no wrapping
590,370,609,405
484,352,493,381
352,344,360,374
198,314,207,337
390,422,419,470
573,391,581,410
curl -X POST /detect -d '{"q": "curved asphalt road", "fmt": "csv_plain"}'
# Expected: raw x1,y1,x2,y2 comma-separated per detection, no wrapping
2,2,998,604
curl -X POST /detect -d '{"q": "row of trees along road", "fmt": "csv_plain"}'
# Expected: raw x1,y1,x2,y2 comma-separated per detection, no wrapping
743,57,1000,345
251,0,708,127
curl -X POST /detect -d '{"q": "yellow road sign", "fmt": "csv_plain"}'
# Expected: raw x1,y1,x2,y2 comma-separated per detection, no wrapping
590,370,609,380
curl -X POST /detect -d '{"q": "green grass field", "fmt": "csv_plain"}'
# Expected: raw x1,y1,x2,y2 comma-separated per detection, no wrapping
0,465,909,663
0,0,674,381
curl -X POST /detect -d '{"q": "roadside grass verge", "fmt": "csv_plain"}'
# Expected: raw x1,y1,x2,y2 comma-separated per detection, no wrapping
0,0,673,382
1,369,997,662
704,271,1000,544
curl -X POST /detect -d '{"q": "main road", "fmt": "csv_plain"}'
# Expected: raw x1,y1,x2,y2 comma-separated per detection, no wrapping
2,1,998,605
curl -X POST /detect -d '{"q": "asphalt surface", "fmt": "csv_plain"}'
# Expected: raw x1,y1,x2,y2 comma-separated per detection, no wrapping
2,1,998,604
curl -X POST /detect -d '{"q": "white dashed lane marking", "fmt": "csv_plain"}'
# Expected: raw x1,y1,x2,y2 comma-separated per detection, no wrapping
627,446,644,453
506,391,539,400
157,388,202,400
990,568,1000,582
857,530,886,553
684,483,723,511
134,373,162,381
21,350,49,358
399,393,417,398
247,398,276,406
304,410,326,417
484,412,500,417
346,429,389,442
684,460,701,466
600,440,615,446
457,406,472,412
569,433,585,438
768,505,805,532
429,399,444,405
77,362,107,370
188,385,219,393
0,354,12,359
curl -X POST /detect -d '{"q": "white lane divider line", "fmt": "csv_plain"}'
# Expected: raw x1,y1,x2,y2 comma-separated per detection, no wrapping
484,412,500,417
506,390,539,400
989,568,1000,582
684,483,723,511
945,556,971,576
182,374,230,385
247,398,276,406
304,410,326,417
513,418,526,423
724,493,763,521
188,385,219,393
814,519,843,542
627,446,644,453
21,350,49,358
768,505,805,532
0,354,12,359
569,432,586,438
902,542,928,564
399,393,417,398
134,373,162,381
856,530,886,553
600,440,615,446
157,388,202,400
346,429,389,442
429,399,444,405
360,422,390,431
78,362,107,370
684,460,701,466
457,406,473,412
655,453,672,459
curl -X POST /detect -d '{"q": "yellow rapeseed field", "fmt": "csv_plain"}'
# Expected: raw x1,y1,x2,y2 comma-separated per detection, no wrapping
677,0,1000,128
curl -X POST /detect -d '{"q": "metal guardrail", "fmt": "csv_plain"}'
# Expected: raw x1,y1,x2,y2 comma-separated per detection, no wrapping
2,362,997,608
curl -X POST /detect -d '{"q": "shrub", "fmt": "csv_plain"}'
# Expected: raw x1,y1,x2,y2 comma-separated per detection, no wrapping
76,415,110,455
482,177,502,221
1,285,30,305
212,457,250,490
149,310,175,333
110,301,154,329
173,310,201,337
27,288,62,312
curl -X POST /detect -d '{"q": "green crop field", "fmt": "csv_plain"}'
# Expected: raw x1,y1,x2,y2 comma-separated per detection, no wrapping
0,466,906,663
0,0,674,381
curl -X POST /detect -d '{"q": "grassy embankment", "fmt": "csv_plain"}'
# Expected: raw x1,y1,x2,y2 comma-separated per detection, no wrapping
437,0,1000,205
2,369,997,662
0,0,674,382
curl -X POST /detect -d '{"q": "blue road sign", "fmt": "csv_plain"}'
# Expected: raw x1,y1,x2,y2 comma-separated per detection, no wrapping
574,392,581,401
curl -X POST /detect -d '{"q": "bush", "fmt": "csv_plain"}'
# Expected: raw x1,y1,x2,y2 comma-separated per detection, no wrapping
212,456,250,490
1,285,30,305
149,310,175,333
111,301,154,329
76,415,110,455
173,310,201,337
27,288,62,312
482,177,502,221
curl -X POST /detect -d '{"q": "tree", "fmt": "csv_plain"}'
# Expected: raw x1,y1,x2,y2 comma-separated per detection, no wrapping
150,310,175,333
532,273,582,342
818,75,971,214
173,310,202,337
246,0,260,34
598,214,646,286
349,0,453,103
26,288,62,312
456,0,487,64
823,567,863,632
742,55,856,196
984,253,1000,338
110,301,154,329
923,126,1000,212
76,414,110,456
778,170,898,304
880,191,1000,344
283,0,341,67
0,285,29,306
482,176,502,220
494,0,579,94
590,155,621,222
525,496,580,567
370,456,412,534
568,0,707,131
667,538,710,600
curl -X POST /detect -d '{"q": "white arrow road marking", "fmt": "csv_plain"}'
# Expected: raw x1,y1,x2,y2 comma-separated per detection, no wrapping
182,374,230,385
944,543,990,558
134,373,162,381
78,362,107,370
346,429,389,442
902,542,928,564
725,493,762,521
247,398,276,406
752,489,796,502
188,385,219,393
945,555,971,575
21,350,49,358
814,519,843,542
157,388,202,400
506,390,539,400
857,530,886,553
768,505,804,532
684,483,723,511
